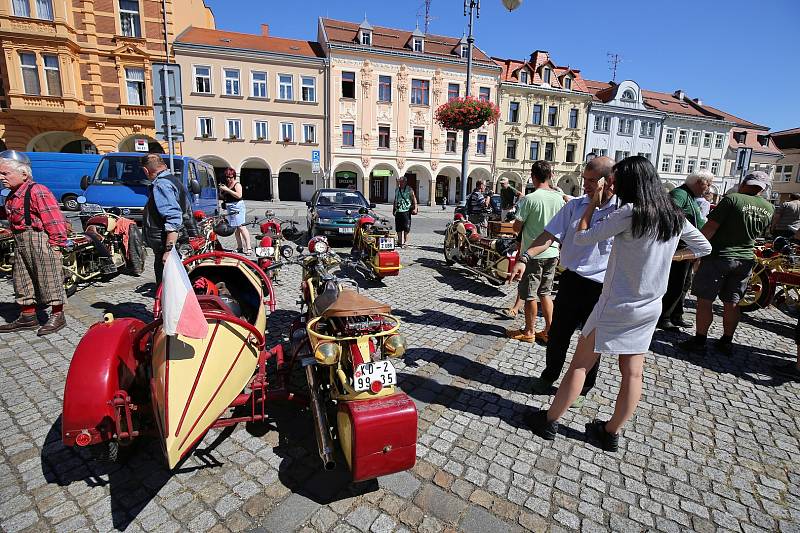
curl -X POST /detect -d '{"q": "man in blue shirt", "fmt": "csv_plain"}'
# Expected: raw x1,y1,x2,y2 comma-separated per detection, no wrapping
508,156,615,402
141,154,195,286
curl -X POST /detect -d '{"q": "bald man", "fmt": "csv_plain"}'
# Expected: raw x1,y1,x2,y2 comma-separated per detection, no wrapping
508,156,616,403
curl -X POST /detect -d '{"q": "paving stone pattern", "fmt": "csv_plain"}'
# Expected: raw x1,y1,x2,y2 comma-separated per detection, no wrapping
0,202,799,532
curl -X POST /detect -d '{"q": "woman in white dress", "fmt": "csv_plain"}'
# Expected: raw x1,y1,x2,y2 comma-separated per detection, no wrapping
527,156,712,451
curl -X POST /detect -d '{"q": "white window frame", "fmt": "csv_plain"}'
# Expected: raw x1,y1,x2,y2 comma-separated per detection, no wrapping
542,67,551,85
124,66,145,105
198,117,213,138
661,156,672,173
690,131,700,146
699,159,709,170
253,120,268,141
223,68,240,96
301,76,316,102
618,118,632,135
12,0,31,17
20,51,40,95
687,159,696,173
703,132,712,148
251,70,267,98
303,123,316,144
715,134,725,149
280,122,294,143
678,129,688,145
226,118,242,140
674,157,684,173
194,65,212,94
278,74,293,101
446,131,458,153
711,160,720,176
476,133,487,155
568,108,578,129
529,141,539,160
519,70,528,84
343,123,356,147
460,44,469,58
665,128,675,144
360,30,371,46
413,38,424,52
563,76,572,90
478,87,490,102
119,0,141,38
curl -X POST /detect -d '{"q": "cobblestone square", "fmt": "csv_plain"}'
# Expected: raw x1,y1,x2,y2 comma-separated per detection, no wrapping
1,203,798,532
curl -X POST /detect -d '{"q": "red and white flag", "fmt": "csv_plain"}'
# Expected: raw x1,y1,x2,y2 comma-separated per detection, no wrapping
162,247,208,339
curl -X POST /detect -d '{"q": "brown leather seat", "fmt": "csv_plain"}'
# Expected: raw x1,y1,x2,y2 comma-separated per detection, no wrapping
321,289,391,318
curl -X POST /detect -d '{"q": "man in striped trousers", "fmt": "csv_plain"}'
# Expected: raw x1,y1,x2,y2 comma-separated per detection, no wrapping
0,151,68,336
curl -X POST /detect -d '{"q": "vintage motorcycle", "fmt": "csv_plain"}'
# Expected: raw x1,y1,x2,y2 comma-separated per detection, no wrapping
349,209,401,280
443,213,519,285
61,251,286,468
739,237,800,312
289,236,417,481
176,211,226,259
251,210,302,278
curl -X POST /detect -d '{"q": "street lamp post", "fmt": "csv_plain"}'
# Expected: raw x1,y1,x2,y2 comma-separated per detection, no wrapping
459,0,522,205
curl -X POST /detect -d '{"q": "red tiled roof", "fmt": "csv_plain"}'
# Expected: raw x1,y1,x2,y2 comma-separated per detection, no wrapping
581,79,616,102
492,55,590,93
175,27,324,58
700,105,766,130
320,18,493,64
729,128,783,156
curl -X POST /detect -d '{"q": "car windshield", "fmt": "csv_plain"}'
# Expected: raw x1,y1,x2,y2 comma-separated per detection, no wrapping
91,156,183,186
315,191,367,208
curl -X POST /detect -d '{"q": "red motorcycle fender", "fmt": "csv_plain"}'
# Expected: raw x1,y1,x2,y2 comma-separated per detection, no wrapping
337,392,417,482
62,317,147,447
376,251,400,276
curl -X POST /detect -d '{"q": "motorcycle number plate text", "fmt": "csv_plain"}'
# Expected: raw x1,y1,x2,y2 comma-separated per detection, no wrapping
339,227,355,234
255,246,275,258
378,237,395,250
353,361,396,392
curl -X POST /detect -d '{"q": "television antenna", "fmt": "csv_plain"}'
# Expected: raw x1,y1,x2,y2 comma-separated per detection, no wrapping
607,52,622,82
418,0,434,33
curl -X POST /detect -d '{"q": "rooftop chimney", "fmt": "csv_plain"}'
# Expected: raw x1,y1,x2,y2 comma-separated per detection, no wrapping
673,89,685,100
530,50,549,66
693,97,703,106
261,24,269,37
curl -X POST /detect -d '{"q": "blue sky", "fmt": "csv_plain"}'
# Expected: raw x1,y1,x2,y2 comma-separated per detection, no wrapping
205,0,799,131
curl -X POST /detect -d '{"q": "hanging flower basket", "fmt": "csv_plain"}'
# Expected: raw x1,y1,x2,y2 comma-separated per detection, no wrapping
434,96,500,131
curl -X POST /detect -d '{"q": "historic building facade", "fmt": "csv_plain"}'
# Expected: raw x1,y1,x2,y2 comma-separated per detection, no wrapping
492,51,591,196
0,0,213,154
582,79,665,168
318,17,500,205
175,25,327,202
772,128,800,203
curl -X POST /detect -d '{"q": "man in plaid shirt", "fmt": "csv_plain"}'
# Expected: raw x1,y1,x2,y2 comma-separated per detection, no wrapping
0,151,69,335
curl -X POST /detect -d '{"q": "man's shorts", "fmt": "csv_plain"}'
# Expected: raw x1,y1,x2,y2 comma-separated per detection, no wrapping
394,211,411,232
691,256,755,304
518,257,558,302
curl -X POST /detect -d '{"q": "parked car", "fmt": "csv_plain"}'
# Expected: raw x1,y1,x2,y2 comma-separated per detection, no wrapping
306,188,374,240
79,153,218,226
24,152,102,211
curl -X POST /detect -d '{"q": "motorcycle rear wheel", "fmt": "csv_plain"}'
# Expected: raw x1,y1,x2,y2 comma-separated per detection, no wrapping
738,266,771,312
443,234,456,265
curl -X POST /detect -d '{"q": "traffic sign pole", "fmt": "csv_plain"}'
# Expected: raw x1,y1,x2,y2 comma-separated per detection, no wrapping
162,0,175,174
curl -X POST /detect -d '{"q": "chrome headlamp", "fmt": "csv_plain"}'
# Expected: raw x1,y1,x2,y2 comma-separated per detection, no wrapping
314,342,341,365
383,334,407,358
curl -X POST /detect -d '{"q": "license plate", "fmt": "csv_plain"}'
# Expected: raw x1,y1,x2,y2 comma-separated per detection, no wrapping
339,227,354,234
353,361,396,391
378,237,395,250
255,246,274,258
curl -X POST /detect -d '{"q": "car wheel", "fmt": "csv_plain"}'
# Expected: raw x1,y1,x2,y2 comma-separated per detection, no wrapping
63,194,80,211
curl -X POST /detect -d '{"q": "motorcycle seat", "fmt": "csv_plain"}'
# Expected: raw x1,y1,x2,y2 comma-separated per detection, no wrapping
321,289,391,318
312,280,341,317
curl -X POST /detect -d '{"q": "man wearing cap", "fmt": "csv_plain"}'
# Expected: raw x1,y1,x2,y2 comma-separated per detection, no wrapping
0,151,69,335
499,177,522,221
681,171,774,355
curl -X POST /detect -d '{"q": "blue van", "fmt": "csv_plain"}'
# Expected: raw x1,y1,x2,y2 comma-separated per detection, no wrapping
25,152,102,211
79,153,219,224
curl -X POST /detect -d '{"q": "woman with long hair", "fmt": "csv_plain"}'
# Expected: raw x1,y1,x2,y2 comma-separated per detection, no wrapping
526,156,711,451
219,168,251,255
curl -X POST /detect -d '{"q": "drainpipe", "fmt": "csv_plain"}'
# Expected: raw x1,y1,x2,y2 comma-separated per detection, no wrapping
324,56,331,189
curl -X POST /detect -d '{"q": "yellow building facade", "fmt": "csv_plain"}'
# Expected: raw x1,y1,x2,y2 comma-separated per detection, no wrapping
493,52,592,195
0,0,214,154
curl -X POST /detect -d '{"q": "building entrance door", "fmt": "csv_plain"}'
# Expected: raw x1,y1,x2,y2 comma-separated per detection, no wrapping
436,175,450,205
370,175,388,203
278,172,301,201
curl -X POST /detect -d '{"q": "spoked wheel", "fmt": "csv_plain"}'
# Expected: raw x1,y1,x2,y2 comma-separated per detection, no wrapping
443,234,457,265
739,265,771,312
63,255,79,298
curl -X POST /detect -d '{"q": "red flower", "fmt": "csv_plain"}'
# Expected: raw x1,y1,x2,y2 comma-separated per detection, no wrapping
435,96,500,131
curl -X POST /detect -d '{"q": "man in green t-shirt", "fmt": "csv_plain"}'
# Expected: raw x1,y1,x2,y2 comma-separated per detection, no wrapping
681,172,775,355
506,161,565,344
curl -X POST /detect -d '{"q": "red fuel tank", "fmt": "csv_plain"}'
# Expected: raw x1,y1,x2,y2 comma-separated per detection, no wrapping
337,392,417,482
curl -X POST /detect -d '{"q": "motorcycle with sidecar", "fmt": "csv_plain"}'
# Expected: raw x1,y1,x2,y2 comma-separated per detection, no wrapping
290,236,416,480
250,210,302,278
350,209,401,280
443,213,518,285
740,237,800,312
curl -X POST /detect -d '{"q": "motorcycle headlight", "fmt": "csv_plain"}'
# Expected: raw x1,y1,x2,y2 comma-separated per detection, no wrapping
313,240,329,254
280,245,294,259
314,342,341,365
80,203,103,214
383,334,407,358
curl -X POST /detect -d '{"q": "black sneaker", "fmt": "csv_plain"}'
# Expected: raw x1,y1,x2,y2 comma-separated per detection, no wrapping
657,318,680,331
523,409,558,440
670,316,694,328
678,338,707,355
714,338,733,356
586,419,619,452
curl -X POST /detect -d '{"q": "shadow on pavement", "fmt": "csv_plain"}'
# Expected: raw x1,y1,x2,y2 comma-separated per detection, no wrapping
415,257,506,297
438,296,507,315
393,308,505,337
91,300,152,323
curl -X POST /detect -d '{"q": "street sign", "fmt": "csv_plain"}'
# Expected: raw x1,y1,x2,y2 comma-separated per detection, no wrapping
311,150,320,174
152,63,182,105
134,138,148,152
152,62,185,141
153,104,185,141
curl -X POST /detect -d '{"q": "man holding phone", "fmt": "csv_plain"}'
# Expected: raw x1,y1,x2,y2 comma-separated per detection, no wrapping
508,156,615,401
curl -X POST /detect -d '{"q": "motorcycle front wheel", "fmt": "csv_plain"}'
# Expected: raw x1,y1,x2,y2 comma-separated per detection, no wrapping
738,266,771,312
63,255,78,298
443,233,456,265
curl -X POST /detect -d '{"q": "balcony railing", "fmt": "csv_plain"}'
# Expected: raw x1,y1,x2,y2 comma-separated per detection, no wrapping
119,105,153,119
17,95,67,110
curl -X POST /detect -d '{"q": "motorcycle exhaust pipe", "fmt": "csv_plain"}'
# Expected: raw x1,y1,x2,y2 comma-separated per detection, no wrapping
304,363,337,471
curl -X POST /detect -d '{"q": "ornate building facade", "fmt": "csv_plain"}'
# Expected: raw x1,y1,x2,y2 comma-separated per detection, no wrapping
318,17,500,205
0,0,214,154
492,51,591,196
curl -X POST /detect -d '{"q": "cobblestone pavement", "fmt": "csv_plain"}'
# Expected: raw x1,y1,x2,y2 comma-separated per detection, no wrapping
1,203,799,532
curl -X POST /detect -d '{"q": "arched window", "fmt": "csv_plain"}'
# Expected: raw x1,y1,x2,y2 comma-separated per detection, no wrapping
621,89,636,101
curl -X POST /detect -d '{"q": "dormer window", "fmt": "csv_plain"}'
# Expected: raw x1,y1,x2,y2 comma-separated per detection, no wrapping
563,76,572,90
519,70,528,84
735,131,747,144
460,44,469,58
360,30,372,45
757,134,770,147
542,67,551,85
621,89,635,101
413,37,424,52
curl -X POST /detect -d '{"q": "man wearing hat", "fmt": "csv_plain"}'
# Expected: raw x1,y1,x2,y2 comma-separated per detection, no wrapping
0,150,69,335
499,177,522,221
681,171,774,355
